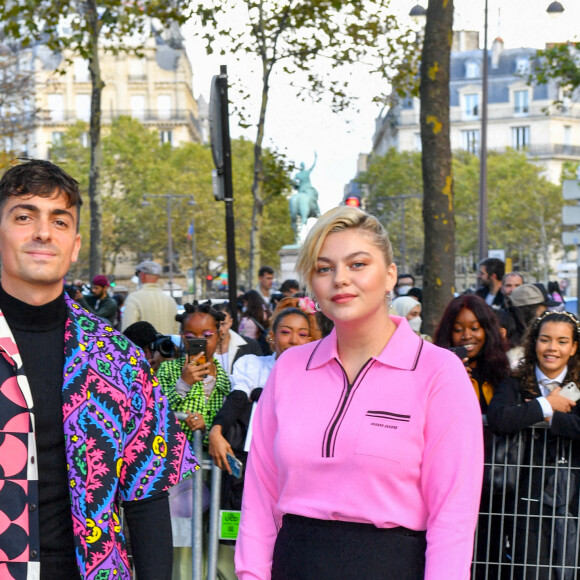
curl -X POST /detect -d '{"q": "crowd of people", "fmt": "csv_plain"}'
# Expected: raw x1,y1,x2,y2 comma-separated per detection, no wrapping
1,157,578,580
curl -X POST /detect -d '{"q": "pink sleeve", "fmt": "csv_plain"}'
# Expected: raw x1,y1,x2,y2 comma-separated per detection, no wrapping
235,363,281,579
422,357,484,580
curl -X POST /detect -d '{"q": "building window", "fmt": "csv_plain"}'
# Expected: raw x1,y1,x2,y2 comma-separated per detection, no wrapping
47,94,64,122
465,61,479,79
464,93,479,119
51,131,63,145
128,58,146,82
160,130,173,145
515,57,530,75
131,95,146,120
514,90,529,115
512,126,530,150
76,94,91,121
157,95,172,120
462,129,480,154
74,58,90,83
415,133,422,152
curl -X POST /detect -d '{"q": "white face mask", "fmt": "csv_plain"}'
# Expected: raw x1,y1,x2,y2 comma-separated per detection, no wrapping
408,316,422,333
131,275,140,286
397,285,412,296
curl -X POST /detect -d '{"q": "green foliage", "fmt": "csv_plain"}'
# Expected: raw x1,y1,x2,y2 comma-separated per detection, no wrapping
358,148,564,277
530,42,580,105
358,150,423,272
194,0,414,118
1,1,193,59
49,120,293,282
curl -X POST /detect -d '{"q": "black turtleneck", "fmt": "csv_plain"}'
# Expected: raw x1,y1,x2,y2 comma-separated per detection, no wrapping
0,286,79,579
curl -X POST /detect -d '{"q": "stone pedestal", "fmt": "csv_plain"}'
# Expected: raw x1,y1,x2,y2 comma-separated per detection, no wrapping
279,245,301,285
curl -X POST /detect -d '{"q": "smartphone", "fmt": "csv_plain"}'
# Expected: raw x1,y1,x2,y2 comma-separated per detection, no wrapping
560,382,580,402
186,337,207,365
448,346,468,360
226,452,244,479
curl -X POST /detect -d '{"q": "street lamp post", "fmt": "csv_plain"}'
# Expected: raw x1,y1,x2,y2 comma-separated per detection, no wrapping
478,0,489,263
143,193,195,299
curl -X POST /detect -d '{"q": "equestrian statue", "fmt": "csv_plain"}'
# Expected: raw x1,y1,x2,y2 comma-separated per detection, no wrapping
289,152,321,242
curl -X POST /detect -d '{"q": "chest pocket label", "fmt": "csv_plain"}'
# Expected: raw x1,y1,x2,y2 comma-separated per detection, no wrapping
355,410,410,462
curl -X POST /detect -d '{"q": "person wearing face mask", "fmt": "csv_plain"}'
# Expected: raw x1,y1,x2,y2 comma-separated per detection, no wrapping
395,273,415,297
392,295,430,340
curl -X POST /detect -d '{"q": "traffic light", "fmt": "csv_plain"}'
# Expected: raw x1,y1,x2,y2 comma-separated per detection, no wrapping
206,275,214,282
345,195,361,207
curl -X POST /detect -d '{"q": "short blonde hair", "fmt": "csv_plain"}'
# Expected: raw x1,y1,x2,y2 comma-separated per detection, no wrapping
296,206,393,294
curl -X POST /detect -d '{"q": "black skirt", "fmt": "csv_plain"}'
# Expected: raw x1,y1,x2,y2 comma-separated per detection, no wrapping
271,514,426,580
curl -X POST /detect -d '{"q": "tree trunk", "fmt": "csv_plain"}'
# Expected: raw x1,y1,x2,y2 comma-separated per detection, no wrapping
420,0,455,336
249,62,271,287
86,0,104,278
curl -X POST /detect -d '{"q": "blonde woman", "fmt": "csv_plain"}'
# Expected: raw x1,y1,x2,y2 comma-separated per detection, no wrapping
236,207,484,580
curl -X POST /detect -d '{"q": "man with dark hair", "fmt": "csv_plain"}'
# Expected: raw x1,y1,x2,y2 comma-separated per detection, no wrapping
256,265,275,302
395,273,415,297
0,159,197,579
75,274,118,325
476,257,506,309
279,279,300,297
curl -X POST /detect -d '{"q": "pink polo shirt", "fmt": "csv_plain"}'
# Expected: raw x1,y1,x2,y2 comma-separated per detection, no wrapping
235,316,484,580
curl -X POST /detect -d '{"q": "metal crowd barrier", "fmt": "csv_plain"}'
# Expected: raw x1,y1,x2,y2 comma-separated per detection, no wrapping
191,430,223,580
182,421,580,580
473,420,580,579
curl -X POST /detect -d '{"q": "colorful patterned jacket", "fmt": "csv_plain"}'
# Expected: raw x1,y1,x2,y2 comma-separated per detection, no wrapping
0,295,199,580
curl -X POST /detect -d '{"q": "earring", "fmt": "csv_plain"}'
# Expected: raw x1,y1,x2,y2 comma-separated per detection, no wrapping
314,300,321,312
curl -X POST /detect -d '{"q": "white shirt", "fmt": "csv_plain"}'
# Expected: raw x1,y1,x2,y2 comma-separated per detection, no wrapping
230,353,276,397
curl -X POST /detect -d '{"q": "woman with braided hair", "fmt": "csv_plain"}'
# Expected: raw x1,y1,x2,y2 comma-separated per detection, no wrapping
157,300,231,442
488,311,580,578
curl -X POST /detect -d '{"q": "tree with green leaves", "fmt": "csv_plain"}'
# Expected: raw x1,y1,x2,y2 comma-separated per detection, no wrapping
531,41,580,107
0,0,194,278
193,0,414,285
49,118,294,286
358,150,423,274
358,147,562,293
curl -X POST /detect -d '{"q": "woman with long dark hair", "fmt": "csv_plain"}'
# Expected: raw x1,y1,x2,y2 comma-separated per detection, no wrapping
434,294,510,413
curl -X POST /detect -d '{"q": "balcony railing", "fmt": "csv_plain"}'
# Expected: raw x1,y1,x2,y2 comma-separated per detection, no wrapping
41,109,194,124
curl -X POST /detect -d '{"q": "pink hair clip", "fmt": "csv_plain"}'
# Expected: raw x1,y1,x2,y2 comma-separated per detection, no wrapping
298,296,317,314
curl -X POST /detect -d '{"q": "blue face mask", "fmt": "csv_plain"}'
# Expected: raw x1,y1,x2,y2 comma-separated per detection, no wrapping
397,285,412,296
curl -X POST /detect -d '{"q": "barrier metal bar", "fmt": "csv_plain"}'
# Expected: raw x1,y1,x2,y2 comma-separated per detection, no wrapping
206,464,222,580
192,431,204,580
473,421,580,579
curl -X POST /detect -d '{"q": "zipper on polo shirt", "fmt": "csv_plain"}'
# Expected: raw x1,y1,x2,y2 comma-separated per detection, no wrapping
322,358,375,458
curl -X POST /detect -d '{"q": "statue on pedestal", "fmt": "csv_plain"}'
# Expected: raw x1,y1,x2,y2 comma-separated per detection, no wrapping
289,153,321,242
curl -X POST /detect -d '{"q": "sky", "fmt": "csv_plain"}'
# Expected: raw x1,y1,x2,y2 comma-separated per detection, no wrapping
182,0,580,213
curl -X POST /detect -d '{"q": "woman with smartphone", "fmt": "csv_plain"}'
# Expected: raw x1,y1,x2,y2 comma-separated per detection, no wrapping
157,301,231,442
235,207,483,580
433,294,510,415
488,311,580,577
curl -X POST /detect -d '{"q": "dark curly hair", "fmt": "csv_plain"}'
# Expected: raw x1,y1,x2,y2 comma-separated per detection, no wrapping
433,294,509,387
176,300,226,330
517,311,580,398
